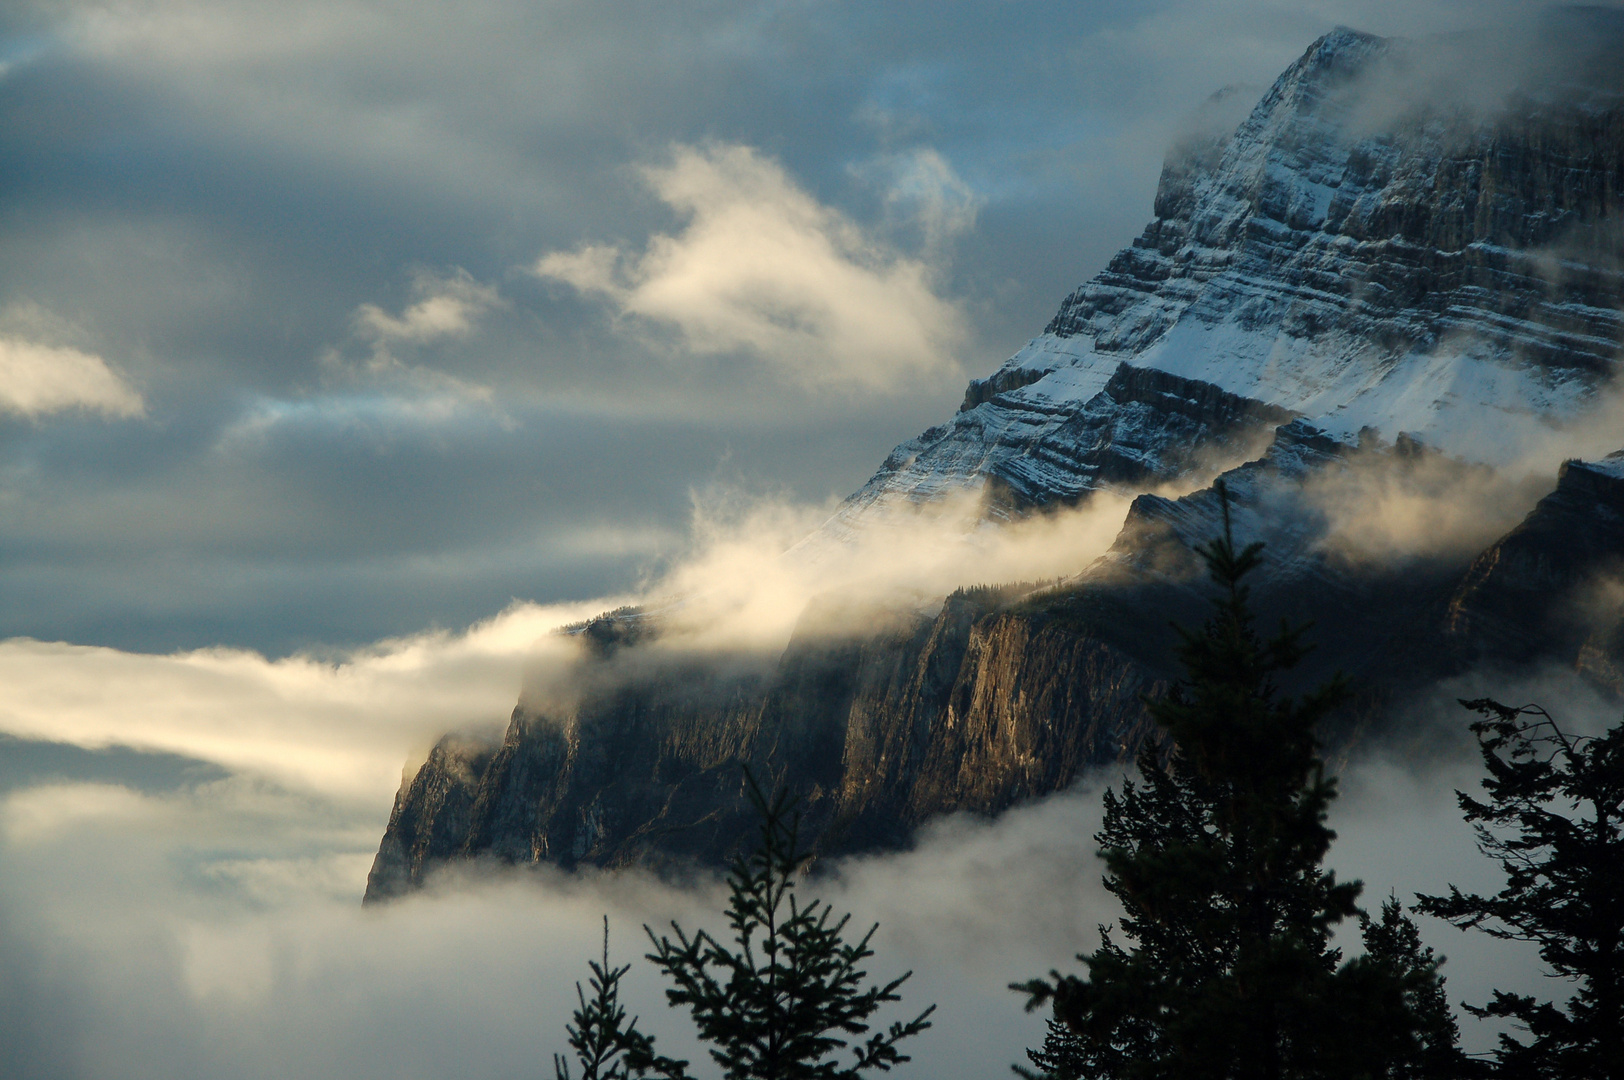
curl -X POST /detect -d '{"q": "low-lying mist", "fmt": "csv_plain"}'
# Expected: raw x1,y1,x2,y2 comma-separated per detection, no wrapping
0,692,1583,1079
637,483,1143,653
1301,441,1550,569
2,408,1620,1077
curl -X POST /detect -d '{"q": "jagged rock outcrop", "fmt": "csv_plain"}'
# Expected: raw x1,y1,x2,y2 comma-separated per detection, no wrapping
1443,454,1624,668
366,588,1168,899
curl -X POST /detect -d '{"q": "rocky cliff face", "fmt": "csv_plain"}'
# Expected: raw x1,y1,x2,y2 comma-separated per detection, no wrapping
369,426,1624,901
365,15,1624,901
367,587,1168,899
1443,455,1624,669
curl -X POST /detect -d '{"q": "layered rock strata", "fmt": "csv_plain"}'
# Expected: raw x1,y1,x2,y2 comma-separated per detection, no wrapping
834,15,1624,531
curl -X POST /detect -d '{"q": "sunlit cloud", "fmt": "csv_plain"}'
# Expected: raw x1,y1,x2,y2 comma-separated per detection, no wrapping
558,483,1141,660
263,269,511,426
0,336,144,419
534,144,968,392
0,600,613,803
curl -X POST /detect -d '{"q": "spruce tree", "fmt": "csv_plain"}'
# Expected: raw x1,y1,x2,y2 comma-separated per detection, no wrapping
1016,482,1460,1080
643,773,935,1080
1416,698,1624,1080
555,918,688,1080
556,772,933,1080
1337,897,1479,1080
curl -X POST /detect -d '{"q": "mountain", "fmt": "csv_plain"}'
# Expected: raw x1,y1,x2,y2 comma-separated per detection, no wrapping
364,15,1624,902
832,17,1623,528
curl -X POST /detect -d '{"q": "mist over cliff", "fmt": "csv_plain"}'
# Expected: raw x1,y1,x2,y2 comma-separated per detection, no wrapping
368,11,1624,903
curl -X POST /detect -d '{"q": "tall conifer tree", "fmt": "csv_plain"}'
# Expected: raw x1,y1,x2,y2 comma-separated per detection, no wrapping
556,772,932,1080
1417,698,1624,1080
1016,483,1462,1080
643,773,934,1080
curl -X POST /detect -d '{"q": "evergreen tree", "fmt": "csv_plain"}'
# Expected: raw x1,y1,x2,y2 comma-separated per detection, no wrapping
1337,897,1480,1080
555,918,688,1080
1416,698,1624,1080
643,773,934,1080
556,772,933,1080
1016,482,1461,1080
1021,1016,1088,1080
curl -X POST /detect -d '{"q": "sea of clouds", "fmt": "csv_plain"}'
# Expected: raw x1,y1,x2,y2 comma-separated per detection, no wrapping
2,465,1609,1078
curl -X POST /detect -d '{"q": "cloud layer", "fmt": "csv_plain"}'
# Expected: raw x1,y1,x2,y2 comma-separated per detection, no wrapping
0,719,1563,1080
0,600,609,804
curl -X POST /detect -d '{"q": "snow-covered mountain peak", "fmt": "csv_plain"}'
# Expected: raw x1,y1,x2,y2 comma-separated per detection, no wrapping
829,20,1624,533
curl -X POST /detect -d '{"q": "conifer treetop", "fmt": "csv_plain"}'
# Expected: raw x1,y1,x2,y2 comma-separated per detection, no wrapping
642,772,935,1080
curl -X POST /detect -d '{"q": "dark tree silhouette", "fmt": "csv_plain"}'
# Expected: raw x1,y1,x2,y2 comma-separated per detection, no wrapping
1016,482,1465,1080
556,772,932,1080
1341,897,1480,1080
643,773,934,1080
555,917,687,1080
1417,698,1624,1080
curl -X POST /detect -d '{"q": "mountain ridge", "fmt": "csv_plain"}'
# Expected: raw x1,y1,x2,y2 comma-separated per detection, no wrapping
364,18,1624,901
828,17,1624,538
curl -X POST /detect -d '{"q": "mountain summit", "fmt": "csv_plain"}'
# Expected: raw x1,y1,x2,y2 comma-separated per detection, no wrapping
365,20,1624,901
833,17,1624,529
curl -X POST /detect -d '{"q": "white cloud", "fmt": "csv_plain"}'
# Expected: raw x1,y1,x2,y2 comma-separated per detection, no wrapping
0,337,145,419
0,599,613,803
862,147,982,256
311,269,506,414
353,269,501,349
534,144,968,392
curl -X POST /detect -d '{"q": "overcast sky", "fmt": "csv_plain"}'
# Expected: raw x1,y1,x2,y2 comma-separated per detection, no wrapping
0,0,1559,657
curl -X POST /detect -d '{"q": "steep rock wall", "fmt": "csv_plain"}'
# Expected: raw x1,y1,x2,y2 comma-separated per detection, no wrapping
368,433,1624,900
365,590,1170,900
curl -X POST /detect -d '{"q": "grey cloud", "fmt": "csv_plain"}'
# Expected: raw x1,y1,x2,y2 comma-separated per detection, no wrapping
0,733,228,796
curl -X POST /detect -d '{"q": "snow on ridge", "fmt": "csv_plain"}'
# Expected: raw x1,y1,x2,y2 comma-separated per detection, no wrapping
825,21,1623,537
1571,452,1624,482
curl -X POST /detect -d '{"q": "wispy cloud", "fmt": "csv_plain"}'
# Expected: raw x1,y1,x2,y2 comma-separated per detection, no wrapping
353,269,500,352
0,600,609,803
858,147,982,257
534,144,968,393
305,268,508,415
